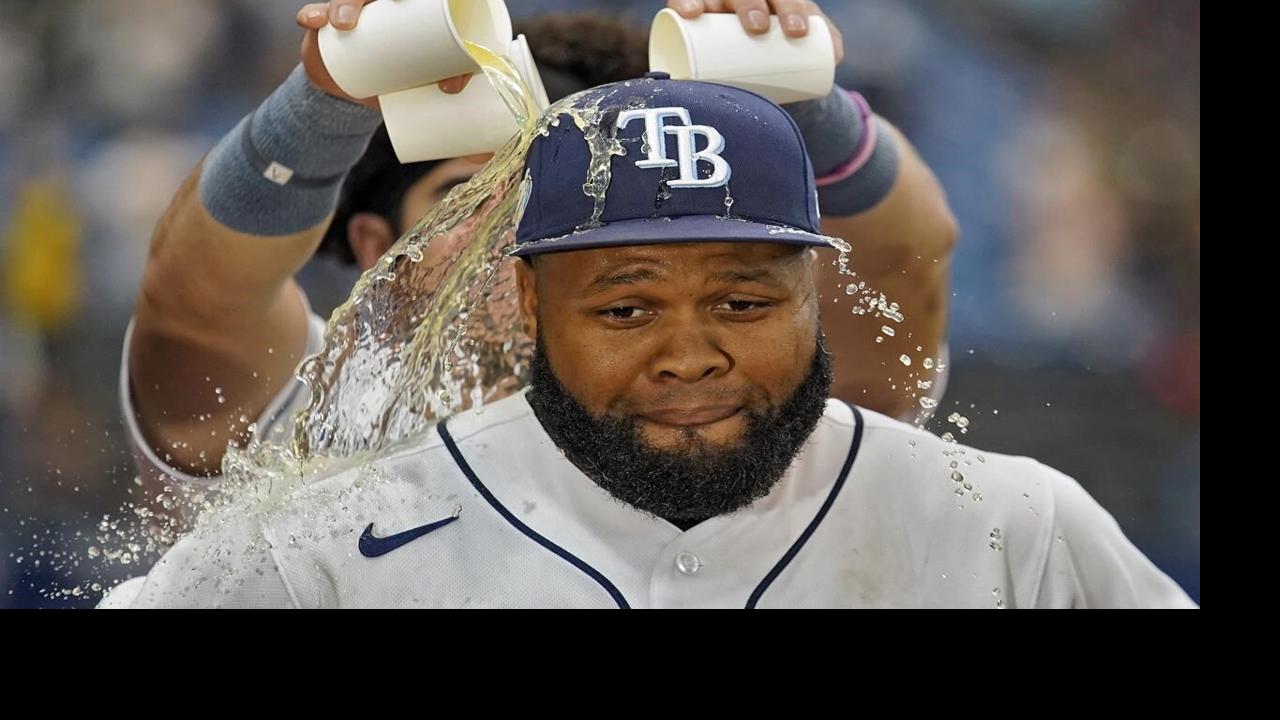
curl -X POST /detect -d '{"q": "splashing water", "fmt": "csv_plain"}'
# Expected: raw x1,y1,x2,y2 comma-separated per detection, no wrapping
288,42,543,462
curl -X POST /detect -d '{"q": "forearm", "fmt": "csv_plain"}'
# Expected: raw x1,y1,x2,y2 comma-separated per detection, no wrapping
138,167,323,335
139,65,379,326
786,87,956,418
819,121,955,419
129,66,380,474
131,168,321,474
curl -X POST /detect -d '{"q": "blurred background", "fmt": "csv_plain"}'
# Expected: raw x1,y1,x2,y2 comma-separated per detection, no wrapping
0,0,1199,607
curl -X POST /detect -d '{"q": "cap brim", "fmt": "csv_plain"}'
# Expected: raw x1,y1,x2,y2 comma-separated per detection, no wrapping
510,214,838,257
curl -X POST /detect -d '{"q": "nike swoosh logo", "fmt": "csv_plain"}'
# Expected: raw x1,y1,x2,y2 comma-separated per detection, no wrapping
359,512,460,558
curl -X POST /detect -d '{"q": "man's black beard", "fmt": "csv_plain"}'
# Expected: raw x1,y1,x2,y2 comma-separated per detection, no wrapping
526,334,833,526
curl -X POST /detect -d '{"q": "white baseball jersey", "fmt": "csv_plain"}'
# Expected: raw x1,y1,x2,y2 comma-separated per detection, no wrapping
101,389,1195,609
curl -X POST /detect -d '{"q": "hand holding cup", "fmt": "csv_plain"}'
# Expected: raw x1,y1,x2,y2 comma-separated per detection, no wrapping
295,0,474,109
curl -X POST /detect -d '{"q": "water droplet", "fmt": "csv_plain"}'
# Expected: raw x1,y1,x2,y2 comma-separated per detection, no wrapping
899,354,912,366
996,599,1006,609
919,397,938,409
880,325,896,337
923,358,934,370
951,471,964,482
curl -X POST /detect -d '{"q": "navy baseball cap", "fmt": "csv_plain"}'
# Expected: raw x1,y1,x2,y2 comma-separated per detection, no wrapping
511,72,833,256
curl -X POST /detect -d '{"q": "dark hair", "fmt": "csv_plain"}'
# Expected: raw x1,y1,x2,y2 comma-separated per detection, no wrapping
318,14,650,265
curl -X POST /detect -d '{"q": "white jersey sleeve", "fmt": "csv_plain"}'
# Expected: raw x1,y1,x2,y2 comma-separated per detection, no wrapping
98,511,297,608
1033,466,1197,609
118,303,326,487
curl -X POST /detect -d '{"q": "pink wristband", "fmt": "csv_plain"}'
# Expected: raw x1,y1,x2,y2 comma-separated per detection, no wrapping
814,90,876,188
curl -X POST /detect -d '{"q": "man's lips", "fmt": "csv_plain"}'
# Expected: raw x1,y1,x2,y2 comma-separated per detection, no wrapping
639,406,743,427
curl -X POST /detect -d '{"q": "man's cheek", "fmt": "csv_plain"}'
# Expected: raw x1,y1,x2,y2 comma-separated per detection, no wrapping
553,346,634,410
571,337,638,377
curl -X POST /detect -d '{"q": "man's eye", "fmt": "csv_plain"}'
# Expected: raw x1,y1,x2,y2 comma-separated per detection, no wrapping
718,300,770,313
603,306,645,320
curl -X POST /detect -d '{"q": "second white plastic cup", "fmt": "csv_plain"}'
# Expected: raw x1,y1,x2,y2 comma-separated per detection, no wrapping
319,0,513,100
379,34,551,162
648,8,835,105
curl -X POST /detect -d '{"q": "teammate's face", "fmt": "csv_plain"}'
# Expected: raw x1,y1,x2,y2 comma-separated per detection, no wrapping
517,242,821,451
350,157,486,272
399,157,487,233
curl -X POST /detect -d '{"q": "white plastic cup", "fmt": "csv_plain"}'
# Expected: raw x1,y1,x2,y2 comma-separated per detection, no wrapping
379,35,551,162
319,0,513,99
648,8,835,105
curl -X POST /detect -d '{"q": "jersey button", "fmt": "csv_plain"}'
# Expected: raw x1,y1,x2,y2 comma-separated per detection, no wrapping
675,552,702,576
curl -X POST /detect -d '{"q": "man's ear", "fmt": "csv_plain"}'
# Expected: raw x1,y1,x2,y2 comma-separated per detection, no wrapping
515,258,538,340
347,212,396,271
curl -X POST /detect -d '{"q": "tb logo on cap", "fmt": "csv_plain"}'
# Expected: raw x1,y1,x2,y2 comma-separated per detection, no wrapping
616,107,732,188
